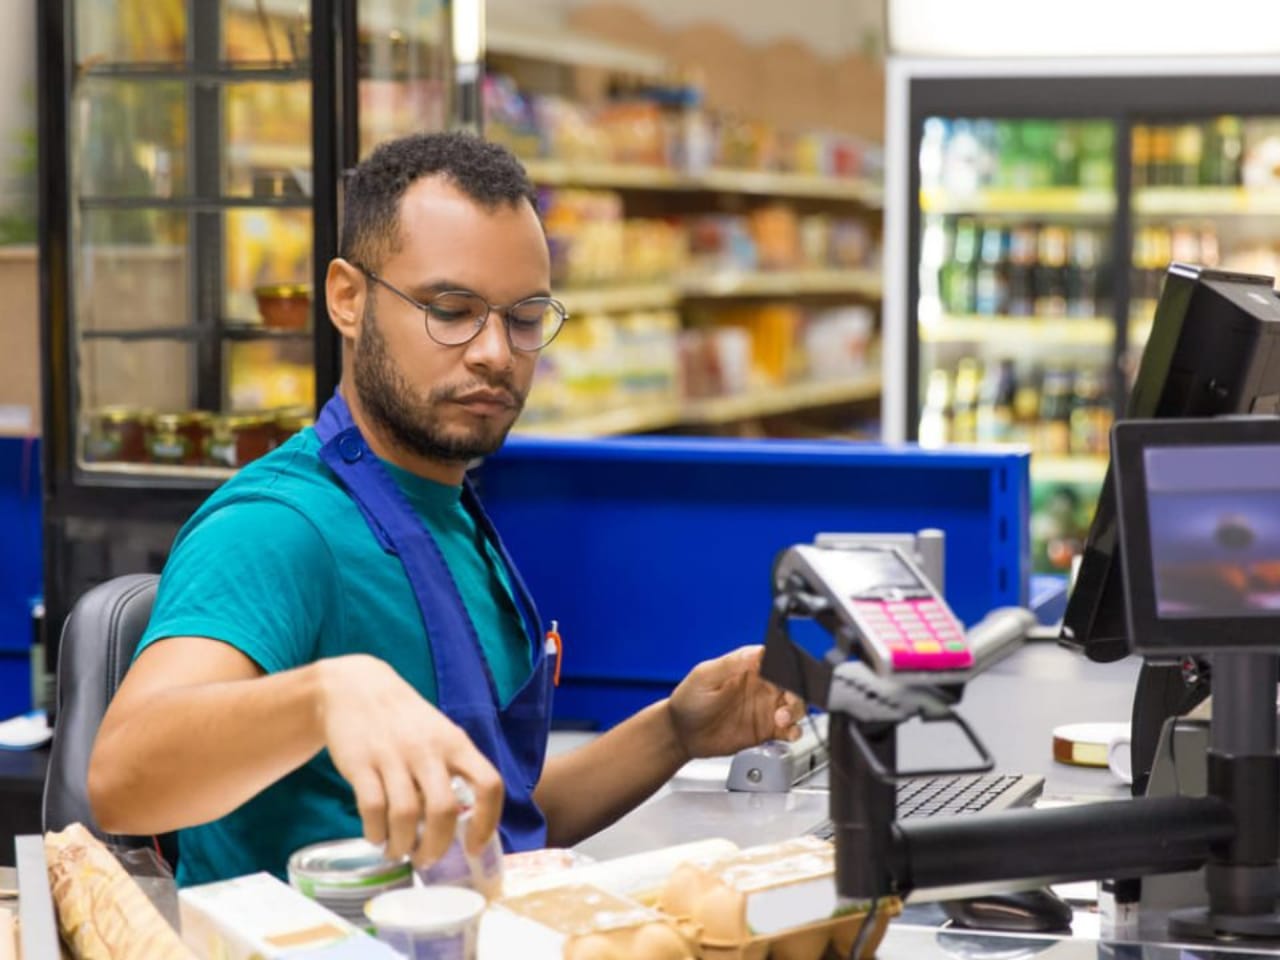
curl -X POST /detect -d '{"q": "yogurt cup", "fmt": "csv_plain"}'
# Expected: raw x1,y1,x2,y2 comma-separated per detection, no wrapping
365,886,486,960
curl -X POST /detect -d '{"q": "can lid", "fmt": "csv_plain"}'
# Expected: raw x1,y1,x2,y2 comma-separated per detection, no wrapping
365,886,486,933
288,838,411,884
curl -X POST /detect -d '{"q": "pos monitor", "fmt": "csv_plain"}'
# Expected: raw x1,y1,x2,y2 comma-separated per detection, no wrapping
1112,417,1280,655
1060,264,1280,663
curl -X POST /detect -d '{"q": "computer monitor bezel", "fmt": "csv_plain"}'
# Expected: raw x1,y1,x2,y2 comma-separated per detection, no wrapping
1113,415,1280,656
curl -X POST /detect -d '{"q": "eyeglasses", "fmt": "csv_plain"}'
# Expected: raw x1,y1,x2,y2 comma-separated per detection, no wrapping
358,266,568,352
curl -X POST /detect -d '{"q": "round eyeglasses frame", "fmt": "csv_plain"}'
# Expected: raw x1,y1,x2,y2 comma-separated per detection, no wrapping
357,265,568,351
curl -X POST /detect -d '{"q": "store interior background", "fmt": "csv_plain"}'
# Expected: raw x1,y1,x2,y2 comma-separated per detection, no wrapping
7,0,1280,725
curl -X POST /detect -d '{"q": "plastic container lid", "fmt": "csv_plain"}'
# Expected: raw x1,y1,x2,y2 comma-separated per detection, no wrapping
366,886,487,934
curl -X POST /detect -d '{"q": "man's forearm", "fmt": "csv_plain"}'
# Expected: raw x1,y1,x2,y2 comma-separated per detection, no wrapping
88,662,328,835
534,700,688,848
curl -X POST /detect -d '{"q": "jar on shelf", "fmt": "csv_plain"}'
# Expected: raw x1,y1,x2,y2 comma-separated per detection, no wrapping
274,407,315,447
150,412,213,466
208,413,276,469
83,407,152,464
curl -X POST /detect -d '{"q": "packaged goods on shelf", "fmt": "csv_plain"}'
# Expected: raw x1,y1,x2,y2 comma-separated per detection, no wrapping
803,307,875,382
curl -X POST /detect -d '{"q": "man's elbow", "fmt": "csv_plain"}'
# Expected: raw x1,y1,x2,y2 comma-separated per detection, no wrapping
86,733,135,834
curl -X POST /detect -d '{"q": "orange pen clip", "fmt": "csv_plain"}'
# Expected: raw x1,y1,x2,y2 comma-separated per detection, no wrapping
546,620,563,687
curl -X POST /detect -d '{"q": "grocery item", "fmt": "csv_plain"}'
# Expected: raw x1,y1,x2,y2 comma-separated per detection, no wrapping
365,886,486,960
659,836,901,959
485,883,696,960
149,412,213,466
254,283,311,330
181,871,399,959
287,838,413,927
83,406,152,463
45,822,195,959
208,413,276,469
417,776,505,900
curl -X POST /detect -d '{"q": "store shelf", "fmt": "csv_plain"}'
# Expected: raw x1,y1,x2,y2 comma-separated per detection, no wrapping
81,327,198,342
1031,454,1108,485
683,373,882,424
488,23,666,76
681,268,882,299
220,323,313,341
558,285,680,314
1133,187,1280,216
519,373,882,437
920,315,1114,345
516,401,685,438
80,195,311,211
920,187,1115,216
79,461,236,482
522,159,882,205
79,62,310,83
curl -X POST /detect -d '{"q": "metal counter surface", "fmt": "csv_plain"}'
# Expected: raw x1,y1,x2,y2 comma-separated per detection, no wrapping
574,640,1139,863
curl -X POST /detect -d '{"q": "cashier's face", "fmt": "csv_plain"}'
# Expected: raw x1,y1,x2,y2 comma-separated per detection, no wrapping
353,176,548,463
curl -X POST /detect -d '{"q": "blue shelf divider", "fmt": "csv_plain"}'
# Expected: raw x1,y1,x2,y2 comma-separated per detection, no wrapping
0,437,40,716
478,435,1030,729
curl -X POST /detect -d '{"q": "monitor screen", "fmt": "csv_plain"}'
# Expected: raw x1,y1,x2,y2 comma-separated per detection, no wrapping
1060,264,1280,661
1112,417,1280,653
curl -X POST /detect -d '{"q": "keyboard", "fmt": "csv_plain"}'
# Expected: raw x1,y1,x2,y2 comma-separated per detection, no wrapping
808,772,1044,840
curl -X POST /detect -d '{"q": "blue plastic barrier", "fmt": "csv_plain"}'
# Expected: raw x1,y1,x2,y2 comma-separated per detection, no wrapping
479,435,1030,729
0,437,39,716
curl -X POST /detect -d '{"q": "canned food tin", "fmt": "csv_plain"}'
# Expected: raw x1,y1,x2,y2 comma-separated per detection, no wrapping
288,838,413,928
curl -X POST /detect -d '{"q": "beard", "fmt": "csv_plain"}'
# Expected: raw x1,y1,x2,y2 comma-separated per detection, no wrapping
353,296,526,463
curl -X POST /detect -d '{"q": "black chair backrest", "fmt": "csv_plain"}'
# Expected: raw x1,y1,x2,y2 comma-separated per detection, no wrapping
42,573,166,855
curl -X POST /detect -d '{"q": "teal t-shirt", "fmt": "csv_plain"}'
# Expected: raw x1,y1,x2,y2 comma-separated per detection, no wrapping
136,428,533,887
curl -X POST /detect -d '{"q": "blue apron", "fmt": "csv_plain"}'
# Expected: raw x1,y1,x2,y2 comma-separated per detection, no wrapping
314,391,552,851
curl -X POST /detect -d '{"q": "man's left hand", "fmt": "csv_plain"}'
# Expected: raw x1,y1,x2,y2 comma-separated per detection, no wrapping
667,645,806,761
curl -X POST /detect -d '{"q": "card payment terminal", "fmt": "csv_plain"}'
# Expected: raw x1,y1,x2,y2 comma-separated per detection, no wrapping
773,544,972,675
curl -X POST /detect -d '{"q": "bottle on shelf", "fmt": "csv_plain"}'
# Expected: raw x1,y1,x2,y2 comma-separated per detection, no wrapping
1149,125,1175,187
1033,225,1068,317
919,368,953,448
1131,124,1150,190
976,357,1017,444
1006,225,1038,317
1014,363,1044,444
974,224,1008,316
951,356,981,444
1078,121,1115,190
1173,123,1203,188
942,217,978,315
1037,366,1075,456
1066,228,1100,317
1069,367,1113,457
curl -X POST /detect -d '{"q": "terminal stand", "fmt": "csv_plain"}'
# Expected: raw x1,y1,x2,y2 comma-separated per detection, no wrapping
1168,651,1280,938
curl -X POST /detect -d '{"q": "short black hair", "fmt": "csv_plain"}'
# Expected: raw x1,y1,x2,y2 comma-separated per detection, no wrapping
339,131,538,270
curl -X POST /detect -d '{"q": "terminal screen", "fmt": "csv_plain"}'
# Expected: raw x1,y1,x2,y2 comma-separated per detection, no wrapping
1144,444,1280,619
827,549,926,598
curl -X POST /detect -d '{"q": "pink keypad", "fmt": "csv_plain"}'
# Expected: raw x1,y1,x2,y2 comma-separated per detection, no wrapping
853,598,972,670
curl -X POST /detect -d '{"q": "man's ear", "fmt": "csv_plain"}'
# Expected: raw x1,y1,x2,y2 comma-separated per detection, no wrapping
326,258,365,340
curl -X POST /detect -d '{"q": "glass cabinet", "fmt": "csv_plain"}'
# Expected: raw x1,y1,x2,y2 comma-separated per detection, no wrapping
39,0,451,638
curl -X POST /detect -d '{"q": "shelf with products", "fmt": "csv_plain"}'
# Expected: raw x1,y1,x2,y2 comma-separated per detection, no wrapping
919,187,1114,216
681,268,882,300
523,159,881,205
920,315,1113,346
79,196,312,211
80,324,312,342
1031,454,1108,485
1133,187,1280,216
518,372,883,438
78,62,310,82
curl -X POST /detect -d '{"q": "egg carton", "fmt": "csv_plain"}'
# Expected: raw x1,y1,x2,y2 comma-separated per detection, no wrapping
487,882,701,959
658,836,902,960
696,900,901,960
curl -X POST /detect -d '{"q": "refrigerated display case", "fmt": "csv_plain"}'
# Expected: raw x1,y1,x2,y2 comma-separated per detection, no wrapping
37,0,452,643
882,57,1280,572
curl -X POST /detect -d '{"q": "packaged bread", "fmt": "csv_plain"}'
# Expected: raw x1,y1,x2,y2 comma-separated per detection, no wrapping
45,822,196,960
658,836,900,960
483,883,698,959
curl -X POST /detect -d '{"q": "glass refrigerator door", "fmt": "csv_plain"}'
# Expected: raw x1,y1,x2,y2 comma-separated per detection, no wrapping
913,116,1120,573
1128,114,1280,362
70,0,315,480
357,1,449,156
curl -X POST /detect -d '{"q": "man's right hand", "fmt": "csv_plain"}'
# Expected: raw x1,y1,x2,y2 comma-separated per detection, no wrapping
316,654,503,868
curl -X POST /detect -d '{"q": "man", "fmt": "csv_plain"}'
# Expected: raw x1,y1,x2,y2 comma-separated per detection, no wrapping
88,132,803,887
